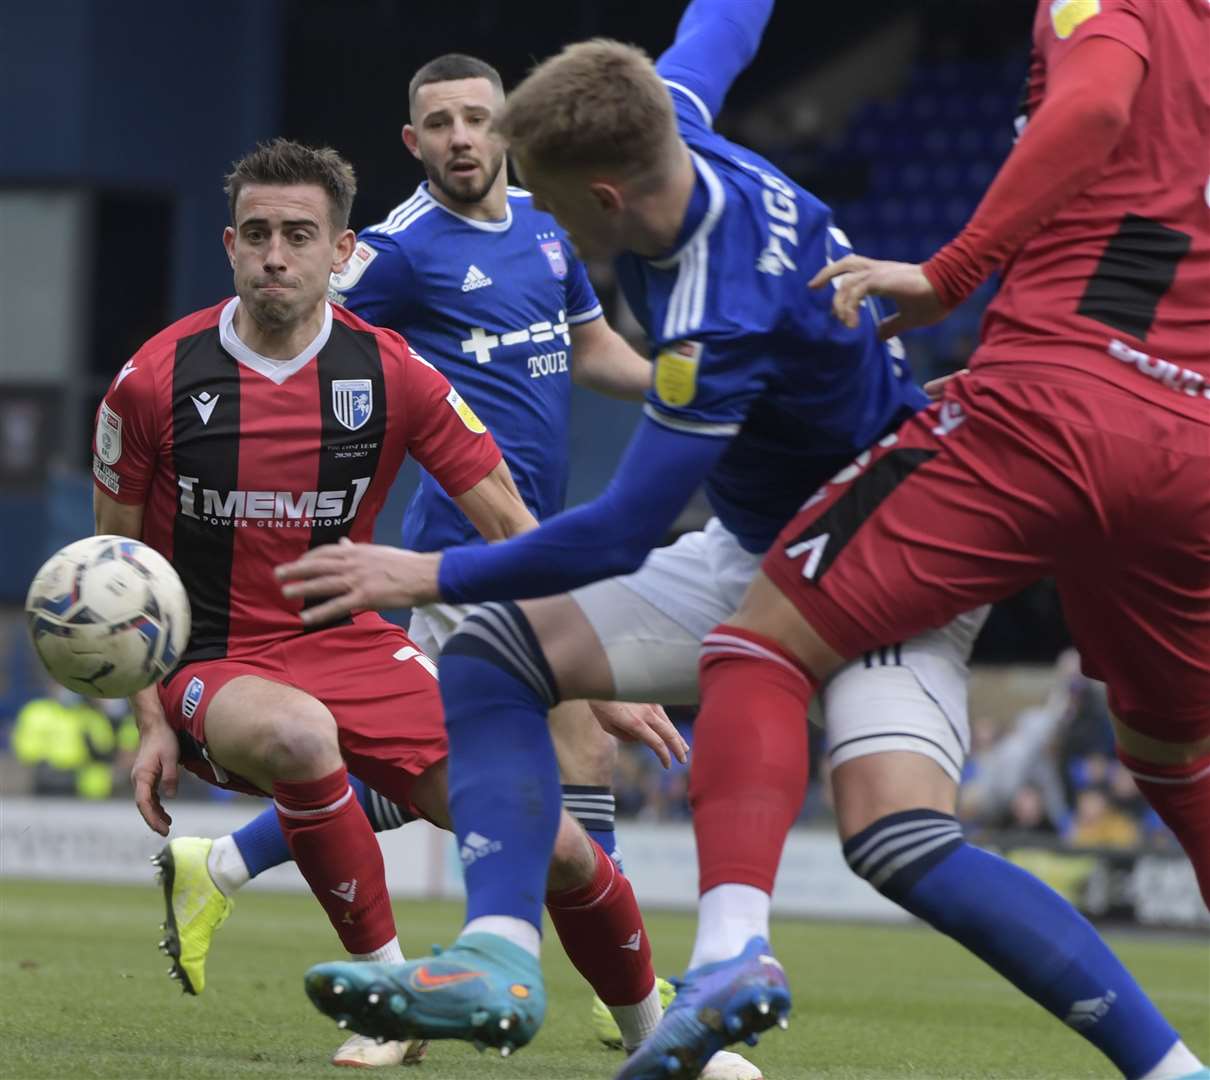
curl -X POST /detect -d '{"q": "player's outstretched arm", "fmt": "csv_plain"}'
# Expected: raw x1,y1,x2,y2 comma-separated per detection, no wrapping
811,36,1145,334
276,461,537,624
278,421,727,619
436,416,731,604
656,0,774,124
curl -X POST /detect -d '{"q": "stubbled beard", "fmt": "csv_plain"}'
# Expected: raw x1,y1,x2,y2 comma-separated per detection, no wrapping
427,152,505,207
245,293,296,329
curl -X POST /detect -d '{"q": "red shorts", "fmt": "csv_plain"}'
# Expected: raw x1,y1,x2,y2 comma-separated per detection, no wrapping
763,364,1210,743
158,615,446,814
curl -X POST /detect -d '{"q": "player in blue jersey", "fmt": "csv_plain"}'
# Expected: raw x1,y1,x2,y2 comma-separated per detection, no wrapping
282,6,1197,1079
156,55,758,1079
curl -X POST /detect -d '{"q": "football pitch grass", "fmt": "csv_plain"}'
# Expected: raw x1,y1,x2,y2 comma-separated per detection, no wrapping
1,879,1206,1080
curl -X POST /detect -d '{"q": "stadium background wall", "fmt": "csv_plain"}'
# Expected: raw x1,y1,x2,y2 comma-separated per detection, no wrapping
3,797,1204,931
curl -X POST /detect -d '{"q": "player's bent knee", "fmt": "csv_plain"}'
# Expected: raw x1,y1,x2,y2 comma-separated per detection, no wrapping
442,601,561,708
842,809,964,905
832,750,959,841
255,699,342,781
546,810,596,892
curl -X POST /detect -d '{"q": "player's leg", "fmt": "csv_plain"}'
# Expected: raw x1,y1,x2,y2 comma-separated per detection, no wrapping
199,674,402,965
1118,744,1210,908
541,566,763,1078
152,658,402,999
296,615,653,1055
551,700,621,863
177,775,412,907
826,625,1194,1080
322,599,617,1050
178,607,446,905
305,592,758,1076
427,552,728,977
1054,445,1210,918
196,610,621,894
623,377,1137,1078
414,602,626,865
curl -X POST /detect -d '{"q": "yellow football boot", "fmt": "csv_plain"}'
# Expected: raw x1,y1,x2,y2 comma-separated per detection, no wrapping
151,837,233,994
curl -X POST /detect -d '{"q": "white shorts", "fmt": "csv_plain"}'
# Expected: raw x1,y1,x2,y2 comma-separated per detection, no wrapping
571,518,988,783
407,602,471,658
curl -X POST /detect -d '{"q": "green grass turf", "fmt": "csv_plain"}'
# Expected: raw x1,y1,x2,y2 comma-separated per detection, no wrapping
0,878,1206,1079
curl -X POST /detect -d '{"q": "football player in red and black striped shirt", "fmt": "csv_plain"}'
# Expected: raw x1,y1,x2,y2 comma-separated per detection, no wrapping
94,139,682,1056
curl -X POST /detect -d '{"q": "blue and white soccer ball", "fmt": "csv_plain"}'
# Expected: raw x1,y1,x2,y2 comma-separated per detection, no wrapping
24,535,191,698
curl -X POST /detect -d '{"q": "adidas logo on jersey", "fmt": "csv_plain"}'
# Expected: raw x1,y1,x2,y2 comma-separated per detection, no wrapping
461,265,493,292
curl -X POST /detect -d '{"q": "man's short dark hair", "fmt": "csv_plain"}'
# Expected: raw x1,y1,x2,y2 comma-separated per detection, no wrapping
224,138,357,233
408,54,504,118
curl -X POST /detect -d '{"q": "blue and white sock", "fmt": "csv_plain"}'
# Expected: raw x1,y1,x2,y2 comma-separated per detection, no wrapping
844,810,1181,1079
440,602,563,932
562,784,621,869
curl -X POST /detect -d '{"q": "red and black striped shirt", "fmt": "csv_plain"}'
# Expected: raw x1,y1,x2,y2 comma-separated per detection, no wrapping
93,298,501,665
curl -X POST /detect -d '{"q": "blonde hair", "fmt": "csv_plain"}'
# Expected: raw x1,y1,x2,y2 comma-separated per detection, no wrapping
498,39,677,180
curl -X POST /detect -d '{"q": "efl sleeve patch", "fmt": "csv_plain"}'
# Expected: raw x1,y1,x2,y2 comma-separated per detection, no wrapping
95,401,123,464
446,387,487,434
1050,0,1101,40
654,340,703,407
329,240,379,293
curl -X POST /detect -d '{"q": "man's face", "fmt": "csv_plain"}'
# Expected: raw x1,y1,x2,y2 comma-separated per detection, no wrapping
222,183,352,330
517,154,621,260
405,78,506,206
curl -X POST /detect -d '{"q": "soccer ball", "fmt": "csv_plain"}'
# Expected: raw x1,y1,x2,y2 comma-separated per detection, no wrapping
25,535,191,698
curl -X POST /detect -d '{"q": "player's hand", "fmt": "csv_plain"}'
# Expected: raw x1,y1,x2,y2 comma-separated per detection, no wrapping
130,702,179,836
275,539,441,625
587,700,688,769
923,368,969,400
809,256,950,339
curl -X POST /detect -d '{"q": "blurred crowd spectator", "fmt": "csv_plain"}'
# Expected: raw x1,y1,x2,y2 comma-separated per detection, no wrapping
6,682,136,799
957,649,1168,851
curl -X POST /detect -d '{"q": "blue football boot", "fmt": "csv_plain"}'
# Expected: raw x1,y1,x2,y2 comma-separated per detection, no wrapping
615,936,790,1079
305,932,545,1057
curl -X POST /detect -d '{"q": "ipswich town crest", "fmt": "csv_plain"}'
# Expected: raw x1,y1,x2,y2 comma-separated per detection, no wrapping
540,238,568,280
332,379,373,431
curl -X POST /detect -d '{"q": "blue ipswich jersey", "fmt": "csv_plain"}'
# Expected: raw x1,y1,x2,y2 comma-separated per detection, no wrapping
328,183,603,551
618,83,927,554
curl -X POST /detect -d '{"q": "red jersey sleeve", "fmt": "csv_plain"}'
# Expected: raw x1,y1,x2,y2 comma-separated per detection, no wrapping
1039,0,1150,68
92,354,164,506
395,337,503,498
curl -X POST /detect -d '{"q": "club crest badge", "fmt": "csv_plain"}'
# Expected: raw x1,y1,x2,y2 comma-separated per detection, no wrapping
332,379,373,431
540,238,568,280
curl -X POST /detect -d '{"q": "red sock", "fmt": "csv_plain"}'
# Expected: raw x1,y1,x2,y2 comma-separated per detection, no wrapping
273,765,396,955
1119,750,1210,909
545,839,655,1006
692,625,817,894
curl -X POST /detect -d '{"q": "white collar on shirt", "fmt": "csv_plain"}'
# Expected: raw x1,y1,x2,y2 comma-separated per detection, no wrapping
218,297,333,385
